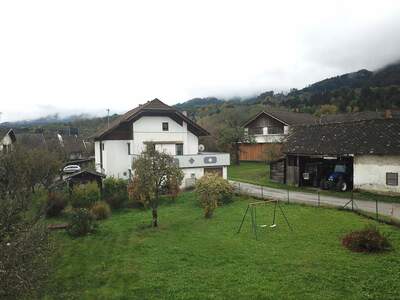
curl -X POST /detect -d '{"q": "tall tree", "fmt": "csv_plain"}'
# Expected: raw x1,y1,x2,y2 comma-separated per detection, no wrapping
0,147,52,299
129,145,183,227
216,107,254,165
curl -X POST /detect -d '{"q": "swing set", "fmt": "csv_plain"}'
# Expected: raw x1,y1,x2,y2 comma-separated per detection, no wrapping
236,199,293,240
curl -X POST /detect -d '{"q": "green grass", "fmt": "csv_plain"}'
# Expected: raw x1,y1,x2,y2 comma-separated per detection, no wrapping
44,193,400,299
228,162,400,203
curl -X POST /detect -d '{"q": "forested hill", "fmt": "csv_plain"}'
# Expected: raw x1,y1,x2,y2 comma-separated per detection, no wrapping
175,61,400,116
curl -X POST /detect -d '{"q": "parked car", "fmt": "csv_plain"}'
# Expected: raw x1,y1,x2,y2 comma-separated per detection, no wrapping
63,165,81,174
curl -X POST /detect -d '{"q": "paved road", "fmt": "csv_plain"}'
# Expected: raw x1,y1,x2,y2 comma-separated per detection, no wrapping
230,180,400,221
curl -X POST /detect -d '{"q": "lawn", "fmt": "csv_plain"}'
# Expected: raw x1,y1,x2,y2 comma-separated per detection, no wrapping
228,162,400,203
44,193,400,299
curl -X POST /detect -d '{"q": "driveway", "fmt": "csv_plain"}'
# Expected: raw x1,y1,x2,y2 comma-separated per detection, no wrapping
230,180,400,221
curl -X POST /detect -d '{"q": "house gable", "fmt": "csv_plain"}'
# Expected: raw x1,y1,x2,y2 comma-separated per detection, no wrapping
93,99,209,141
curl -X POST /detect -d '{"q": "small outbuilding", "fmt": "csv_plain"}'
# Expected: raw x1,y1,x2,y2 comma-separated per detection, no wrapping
281,118,400,195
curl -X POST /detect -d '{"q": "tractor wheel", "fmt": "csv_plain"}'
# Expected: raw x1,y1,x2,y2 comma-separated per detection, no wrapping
337,180,347,192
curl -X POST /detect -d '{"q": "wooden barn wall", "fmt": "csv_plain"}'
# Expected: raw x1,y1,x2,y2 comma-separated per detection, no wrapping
239,143,283,162
270,160,285,183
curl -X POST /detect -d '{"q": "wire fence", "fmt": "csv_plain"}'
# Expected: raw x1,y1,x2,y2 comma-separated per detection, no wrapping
230,181,400,224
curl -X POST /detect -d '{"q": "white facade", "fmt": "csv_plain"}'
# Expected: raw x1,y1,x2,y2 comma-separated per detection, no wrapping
354,155,400,194
95,115,230,187
0,131,15,153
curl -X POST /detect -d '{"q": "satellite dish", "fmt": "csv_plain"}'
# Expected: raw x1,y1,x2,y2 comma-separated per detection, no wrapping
198,144,205,152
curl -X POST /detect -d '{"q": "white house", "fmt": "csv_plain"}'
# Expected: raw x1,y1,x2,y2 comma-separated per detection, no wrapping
93,99,230,187
0,129,16,154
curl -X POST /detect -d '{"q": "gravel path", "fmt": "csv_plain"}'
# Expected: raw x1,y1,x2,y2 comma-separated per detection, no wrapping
230,180,400,221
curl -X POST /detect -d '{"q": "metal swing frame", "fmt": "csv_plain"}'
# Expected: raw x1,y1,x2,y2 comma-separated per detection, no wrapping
236,200,293,240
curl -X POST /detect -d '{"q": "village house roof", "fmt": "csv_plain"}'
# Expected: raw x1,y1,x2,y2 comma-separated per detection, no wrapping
0,128,16,143
242,110,317,127
92,98,209,140
319,110,400,124
284,119,400,156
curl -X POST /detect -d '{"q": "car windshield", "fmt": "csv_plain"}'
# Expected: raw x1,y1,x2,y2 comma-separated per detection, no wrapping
334,164,346,173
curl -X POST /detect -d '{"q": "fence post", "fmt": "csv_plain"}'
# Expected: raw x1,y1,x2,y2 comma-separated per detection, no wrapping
351,191,354,211
238,182,241,194
287,188,289,204
317,191,320,207
376,199,379,220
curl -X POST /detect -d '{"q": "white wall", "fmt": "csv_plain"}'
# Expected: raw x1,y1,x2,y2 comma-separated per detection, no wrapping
102,140,131,179
132,116,198,155
354,155,400,194
253,134,285,143
94,141,101,172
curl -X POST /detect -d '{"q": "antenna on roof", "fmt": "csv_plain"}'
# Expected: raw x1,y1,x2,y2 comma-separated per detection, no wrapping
106,109,110,128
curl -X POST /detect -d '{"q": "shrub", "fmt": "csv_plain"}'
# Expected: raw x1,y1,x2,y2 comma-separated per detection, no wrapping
66,208,97,237
44,191,67,217
127,176,147,208
103,177,128,209
195,174,234,218
91,201,111,220
70,182,100,208
342,226,392,253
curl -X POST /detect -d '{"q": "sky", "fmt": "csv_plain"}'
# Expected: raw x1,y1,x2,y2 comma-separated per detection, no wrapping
1,0,400,122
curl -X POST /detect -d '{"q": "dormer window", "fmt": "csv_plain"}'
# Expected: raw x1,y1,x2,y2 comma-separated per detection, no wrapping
162,122,169,131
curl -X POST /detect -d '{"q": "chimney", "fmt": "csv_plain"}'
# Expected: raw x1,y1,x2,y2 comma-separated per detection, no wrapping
384,109,392,119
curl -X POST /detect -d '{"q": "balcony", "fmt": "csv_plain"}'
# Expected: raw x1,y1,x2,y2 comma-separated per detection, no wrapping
174,152,230,168
130,152,230,169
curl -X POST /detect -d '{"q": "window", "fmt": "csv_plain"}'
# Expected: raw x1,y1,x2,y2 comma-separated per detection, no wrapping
386,172,398,186
127,143,131,155
288,157,298,167
176,143,183,155
162,122,169,131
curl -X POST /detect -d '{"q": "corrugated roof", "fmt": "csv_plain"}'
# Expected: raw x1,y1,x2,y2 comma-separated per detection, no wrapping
284,119,400,156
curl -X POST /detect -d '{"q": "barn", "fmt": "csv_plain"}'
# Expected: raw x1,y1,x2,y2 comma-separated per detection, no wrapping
278,118,400,194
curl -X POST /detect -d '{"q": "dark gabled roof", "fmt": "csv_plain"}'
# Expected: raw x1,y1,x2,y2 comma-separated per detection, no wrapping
284,119,400,156
319,111,400,124
64,169,106,181
243,110,317,127
0,128,16,143
92,98,209,140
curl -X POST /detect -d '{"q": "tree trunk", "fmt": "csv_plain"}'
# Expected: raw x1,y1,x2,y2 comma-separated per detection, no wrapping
235,143,240,165
152,207,158,227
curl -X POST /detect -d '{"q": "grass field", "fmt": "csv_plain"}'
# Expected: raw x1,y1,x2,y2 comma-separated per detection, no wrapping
228,162,400,203
44,193,400,299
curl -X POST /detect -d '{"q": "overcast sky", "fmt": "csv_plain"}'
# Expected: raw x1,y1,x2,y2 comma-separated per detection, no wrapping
1,0,400,122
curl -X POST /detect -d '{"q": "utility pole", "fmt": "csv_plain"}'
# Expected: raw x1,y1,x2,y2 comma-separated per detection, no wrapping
107,109,110,128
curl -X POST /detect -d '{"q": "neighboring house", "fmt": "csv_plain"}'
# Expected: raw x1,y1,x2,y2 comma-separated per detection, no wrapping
59,135,94,160
281,118,400,195
240,110,317,161
92,99,230,187
0,129,16,154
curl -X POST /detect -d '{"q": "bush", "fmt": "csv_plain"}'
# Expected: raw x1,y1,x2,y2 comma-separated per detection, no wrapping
127,176,147,208
66,208,97,237
195,174,234,218
342,226,392,253
91,201,111,220
103,177,128,209
70,182,100,208
44,191,67,217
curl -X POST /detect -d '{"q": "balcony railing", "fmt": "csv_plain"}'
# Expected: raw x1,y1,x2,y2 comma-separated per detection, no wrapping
174,152,230,168
130,152,230,168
